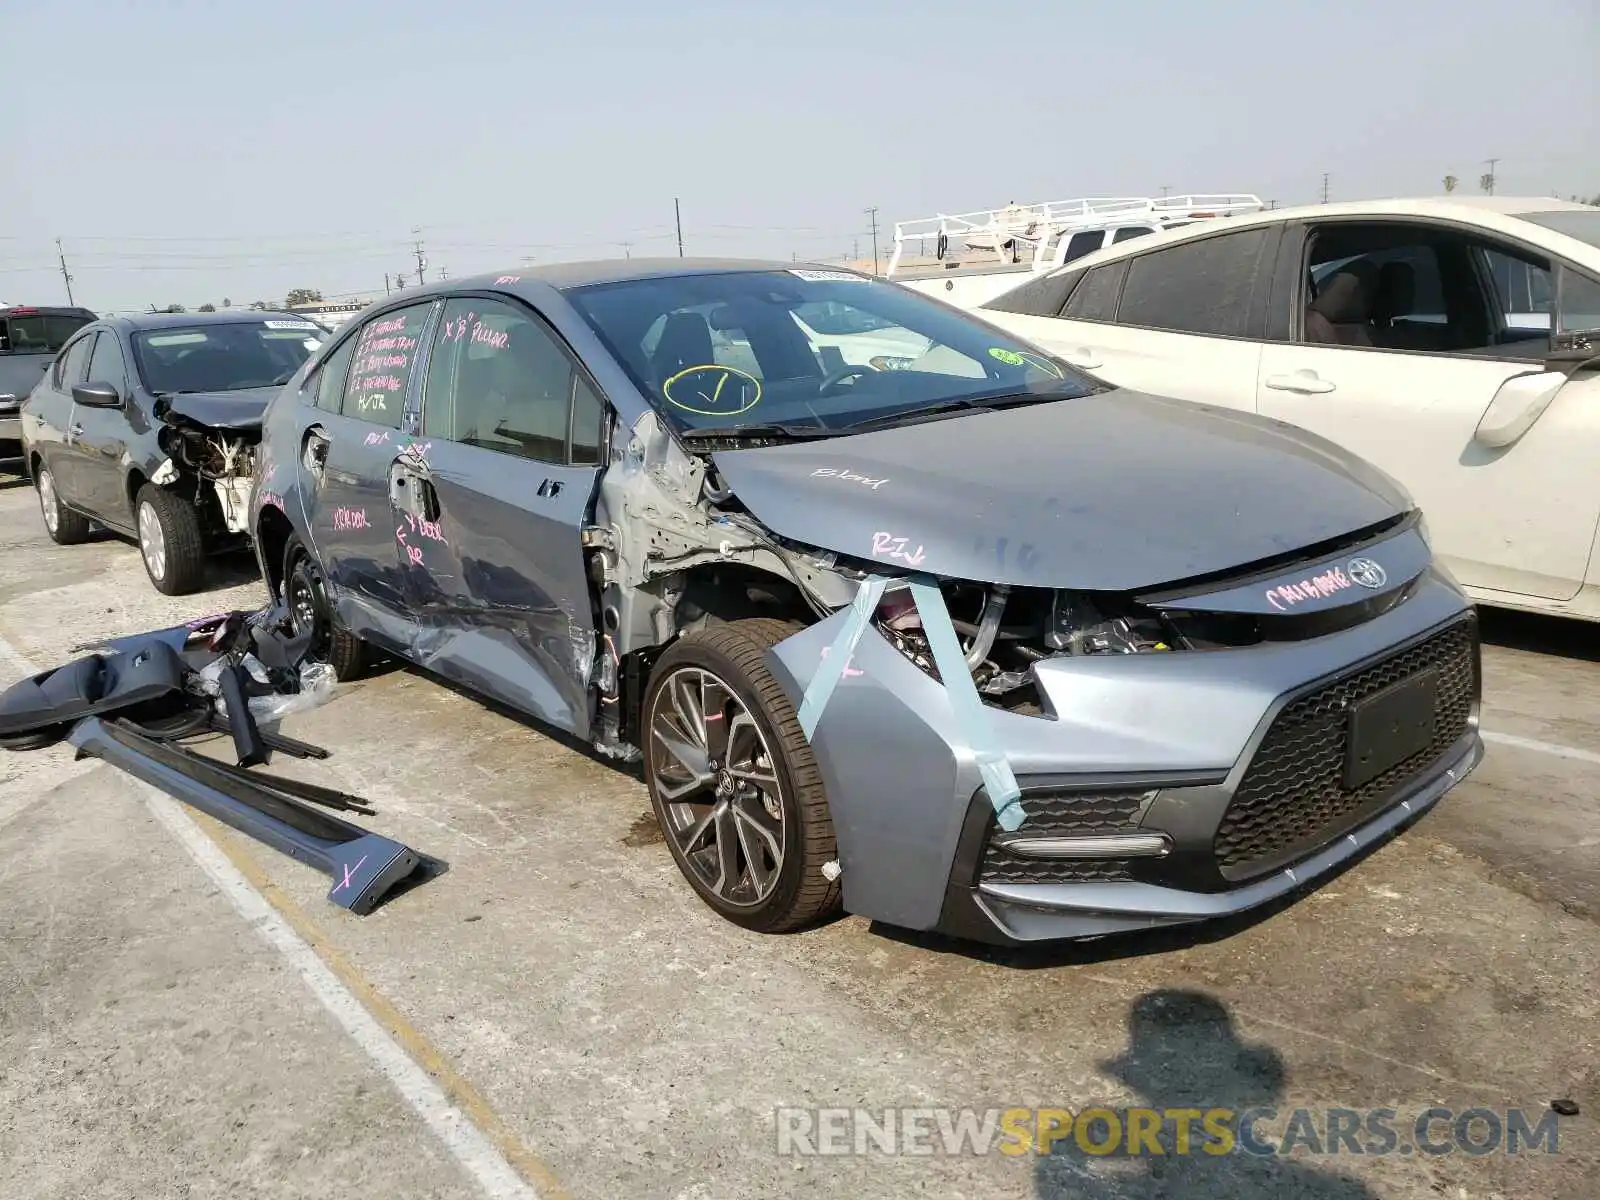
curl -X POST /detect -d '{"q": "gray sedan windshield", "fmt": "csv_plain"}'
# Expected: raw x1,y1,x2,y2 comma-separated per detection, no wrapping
566,269,1095,433
131,320,326,394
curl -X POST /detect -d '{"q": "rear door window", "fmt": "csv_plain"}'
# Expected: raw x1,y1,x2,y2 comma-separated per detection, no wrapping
1116,228,1271,337
1061,262,1128,322
342,304,431,429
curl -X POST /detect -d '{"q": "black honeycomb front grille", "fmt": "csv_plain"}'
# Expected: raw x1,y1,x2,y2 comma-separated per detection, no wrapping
1213,617,1477,881
978,789,1150,885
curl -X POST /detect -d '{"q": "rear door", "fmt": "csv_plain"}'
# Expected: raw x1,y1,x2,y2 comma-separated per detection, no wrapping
403,294,608,735
299,301,439,652
984,225,1278,409
1255,219,1600,602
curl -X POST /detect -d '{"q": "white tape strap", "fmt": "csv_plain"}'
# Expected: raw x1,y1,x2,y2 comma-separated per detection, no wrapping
797,576,887,740
794,572,1023,833
908,579,1025,831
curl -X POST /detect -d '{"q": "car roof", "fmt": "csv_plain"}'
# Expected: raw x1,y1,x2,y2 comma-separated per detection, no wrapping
106,310,317,330
1035,195,1600,279
454,257,853,292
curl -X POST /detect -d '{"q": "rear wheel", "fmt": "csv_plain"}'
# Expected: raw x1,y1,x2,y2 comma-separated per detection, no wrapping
37,465,90,545
283,533,370,681
642,618,841,933
135,483,206,595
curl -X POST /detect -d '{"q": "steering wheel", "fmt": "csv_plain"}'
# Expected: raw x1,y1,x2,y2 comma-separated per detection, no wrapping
818,364,875,395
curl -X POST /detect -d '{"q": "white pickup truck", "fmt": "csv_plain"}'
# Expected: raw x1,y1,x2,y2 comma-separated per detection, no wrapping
885,194,1265,309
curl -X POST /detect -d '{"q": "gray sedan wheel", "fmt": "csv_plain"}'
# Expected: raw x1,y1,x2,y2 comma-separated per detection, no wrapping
36,465,90,545
642,618,841,933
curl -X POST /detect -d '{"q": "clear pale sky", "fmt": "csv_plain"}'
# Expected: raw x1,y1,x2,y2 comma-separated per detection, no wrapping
2,0,1596,313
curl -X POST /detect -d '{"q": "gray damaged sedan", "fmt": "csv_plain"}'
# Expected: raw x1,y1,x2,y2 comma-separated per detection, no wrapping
250,260,1482,944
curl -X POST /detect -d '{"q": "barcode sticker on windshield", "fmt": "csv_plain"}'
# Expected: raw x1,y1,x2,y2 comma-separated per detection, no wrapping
265,320,319,330
789,269,866,282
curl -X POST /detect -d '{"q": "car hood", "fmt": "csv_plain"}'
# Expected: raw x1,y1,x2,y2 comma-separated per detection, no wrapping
709,389,1413,592
153,386,280,431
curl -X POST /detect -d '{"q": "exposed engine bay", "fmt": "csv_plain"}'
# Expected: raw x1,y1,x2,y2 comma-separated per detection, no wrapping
155,417,259,536
579,410,1315,754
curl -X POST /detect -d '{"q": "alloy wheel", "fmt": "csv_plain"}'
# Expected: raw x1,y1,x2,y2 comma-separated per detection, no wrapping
647,665,786,907
37,470,59,535
137,500,166,582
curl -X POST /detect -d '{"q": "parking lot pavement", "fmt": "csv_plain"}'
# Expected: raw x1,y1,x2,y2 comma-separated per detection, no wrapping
0,473,1596,1200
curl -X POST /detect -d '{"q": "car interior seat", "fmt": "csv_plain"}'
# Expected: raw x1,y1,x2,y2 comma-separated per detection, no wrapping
1304,262,1377,346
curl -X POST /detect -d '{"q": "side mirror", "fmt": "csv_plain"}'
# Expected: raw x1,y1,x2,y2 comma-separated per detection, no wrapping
1473,370,1566,449
71,381,123,409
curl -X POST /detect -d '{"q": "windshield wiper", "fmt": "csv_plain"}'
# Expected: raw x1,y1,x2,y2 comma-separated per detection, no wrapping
678,423,837,445
835,388,1084,435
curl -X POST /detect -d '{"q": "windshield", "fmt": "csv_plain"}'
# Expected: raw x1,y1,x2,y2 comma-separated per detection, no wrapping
131,320,326,394
1520,209,1600,249
0,312,94,354
566,269,1095,434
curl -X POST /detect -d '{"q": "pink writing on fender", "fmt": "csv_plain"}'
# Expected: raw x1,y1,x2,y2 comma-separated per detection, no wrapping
332,507,370,532
1266,566,1352,611
820,644,864,679
870,531,927,567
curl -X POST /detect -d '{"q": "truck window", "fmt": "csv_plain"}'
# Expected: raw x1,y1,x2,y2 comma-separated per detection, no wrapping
0,312,94,355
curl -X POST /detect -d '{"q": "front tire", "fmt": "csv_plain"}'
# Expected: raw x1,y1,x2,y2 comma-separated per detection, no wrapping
135,483,206,595
37,465,90,545
282,533,370,681
642,618,841,933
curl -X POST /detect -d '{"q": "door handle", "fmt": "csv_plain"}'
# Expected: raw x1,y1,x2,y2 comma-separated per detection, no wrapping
1264,371,1336,395
536,478,563,499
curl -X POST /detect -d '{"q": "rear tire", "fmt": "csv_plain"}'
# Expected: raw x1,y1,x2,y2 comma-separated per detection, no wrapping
135,483,206,595
37,465,91,545
283,533,370,681
642,618,841,933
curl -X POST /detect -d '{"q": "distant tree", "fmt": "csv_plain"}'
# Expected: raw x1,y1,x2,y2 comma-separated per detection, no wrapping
285,287,324,307
198,302,216,312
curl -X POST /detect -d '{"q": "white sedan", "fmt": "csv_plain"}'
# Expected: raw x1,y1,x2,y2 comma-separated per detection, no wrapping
977,196,1600,623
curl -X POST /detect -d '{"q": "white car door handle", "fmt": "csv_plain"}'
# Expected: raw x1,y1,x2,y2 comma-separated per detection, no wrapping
1264,371,1336,395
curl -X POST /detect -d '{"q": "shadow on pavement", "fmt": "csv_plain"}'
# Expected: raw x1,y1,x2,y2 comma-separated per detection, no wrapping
1034,989,1377,1198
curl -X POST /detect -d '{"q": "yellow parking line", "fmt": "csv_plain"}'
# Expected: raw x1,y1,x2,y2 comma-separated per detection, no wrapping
190,812,573,1200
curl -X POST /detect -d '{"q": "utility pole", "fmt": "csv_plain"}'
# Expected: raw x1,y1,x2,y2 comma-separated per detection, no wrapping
1482,158,1500,195
55,238,74,305
864,207,881,275
1320,173,1330,203
674,198,684,257
411,227,427,287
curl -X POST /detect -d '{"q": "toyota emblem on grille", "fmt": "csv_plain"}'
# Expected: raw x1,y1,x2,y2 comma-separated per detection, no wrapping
1347,558,1387,589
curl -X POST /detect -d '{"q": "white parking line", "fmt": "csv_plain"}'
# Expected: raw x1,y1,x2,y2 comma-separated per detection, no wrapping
1481,729,1600,766
0,631,540,1200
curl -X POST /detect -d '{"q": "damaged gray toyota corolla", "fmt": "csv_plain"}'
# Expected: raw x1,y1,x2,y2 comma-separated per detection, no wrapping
250,259,1482,945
